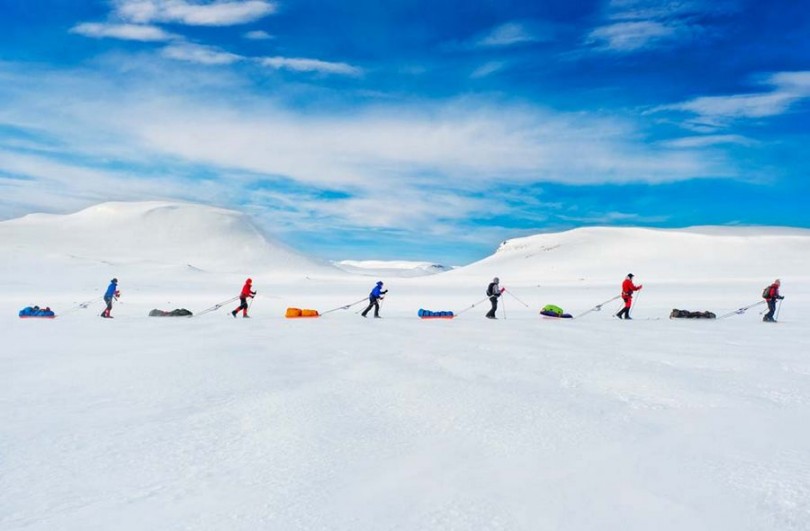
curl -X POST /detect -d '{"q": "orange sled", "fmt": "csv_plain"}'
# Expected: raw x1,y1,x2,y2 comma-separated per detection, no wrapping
285,307,320,318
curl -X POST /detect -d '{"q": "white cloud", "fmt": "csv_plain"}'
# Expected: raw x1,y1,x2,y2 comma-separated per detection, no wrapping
0,62,734,232
470,62,504,79
477,22,546,48
70,22,177,42
115,0,276,26
244,30,273,40
162,42,242,65
586,0,728,52
586,20,675,51
661,135,754,148
259,57,362,76
654,71,810,128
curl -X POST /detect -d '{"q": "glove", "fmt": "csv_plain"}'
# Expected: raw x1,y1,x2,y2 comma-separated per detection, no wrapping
500,288,505,293
778,295,785,300
638,285,643,290
382,290,388,294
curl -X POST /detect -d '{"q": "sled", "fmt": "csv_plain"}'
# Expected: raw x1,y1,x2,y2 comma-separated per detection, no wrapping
418,309,455,319
285,307,320,318
149,309,193,317
540,310,573,319
18,306,56,319
540,304,573,319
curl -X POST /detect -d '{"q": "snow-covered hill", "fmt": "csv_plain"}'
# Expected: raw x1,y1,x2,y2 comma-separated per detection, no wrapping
452,226,810,283
0,201,333,276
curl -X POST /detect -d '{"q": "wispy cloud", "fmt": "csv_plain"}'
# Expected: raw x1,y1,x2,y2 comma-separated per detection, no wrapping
654,71,810,129
70,22,178,42
161,42,242,65
259,57,362,76
114,0,276,26
662,134,754,148
476,22,548,48
470,61,504,79
244,30,273,40
586,20,675,52
586,0,730,52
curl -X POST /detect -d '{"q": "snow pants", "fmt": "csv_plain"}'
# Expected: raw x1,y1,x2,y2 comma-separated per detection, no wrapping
763,298,777,321
102,296,113,317
361,296,380,317
233,297,249,317
486,296,499,318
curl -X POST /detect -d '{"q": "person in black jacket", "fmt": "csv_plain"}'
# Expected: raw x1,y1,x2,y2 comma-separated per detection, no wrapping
485,277,504,319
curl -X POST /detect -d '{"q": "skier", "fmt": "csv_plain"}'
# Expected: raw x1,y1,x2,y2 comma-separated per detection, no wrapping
231,278,256,318
100,278,120,318
762,279,785,322
485,277,504,319
615,273,642,320
361,281,387,318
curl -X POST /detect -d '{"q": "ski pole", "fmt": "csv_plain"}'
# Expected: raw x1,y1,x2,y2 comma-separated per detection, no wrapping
631,290,641,313
455,296,490,316
322,298,367,315
503,288,530,308
502,294,507,320
775,299,783,321
574,295,621,319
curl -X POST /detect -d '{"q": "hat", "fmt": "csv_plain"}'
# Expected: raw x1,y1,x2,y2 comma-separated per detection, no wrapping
376,281,383,285
111,278,118,283
627,273,634,278
493,277,500,283
246,278,252,283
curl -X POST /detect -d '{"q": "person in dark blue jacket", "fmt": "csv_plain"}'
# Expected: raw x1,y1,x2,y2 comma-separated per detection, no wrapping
101,278,120,318
361,281,388,318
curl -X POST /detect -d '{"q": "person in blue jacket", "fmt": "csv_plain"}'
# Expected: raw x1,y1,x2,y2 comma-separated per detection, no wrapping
101,278,120,318
361,281,388,318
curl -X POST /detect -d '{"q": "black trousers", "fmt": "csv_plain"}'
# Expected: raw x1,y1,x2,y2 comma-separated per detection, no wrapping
764,299,777,321
361,297,380,317
234,297,248,315
486,296,498,318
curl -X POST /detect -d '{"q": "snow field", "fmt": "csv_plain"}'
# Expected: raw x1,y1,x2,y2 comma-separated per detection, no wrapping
3,202,810,529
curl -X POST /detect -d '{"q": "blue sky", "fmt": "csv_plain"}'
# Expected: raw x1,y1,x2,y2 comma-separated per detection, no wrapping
0,0,808,264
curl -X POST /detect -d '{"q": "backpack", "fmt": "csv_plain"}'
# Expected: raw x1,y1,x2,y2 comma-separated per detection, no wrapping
486,283,497,297
762,286,771,299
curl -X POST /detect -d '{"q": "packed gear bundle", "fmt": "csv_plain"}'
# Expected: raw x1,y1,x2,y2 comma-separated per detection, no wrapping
18,305,56,319
285,308,320,318
669,309,716,319
539,304,573,319
418,309,455,319
149,309,193,317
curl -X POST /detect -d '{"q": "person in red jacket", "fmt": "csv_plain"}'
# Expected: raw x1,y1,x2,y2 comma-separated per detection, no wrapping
762,279,784,322
616,273,642,319
231,278,256,318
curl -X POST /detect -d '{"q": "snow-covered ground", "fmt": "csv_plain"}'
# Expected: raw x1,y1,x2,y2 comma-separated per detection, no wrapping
2,202,809,530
